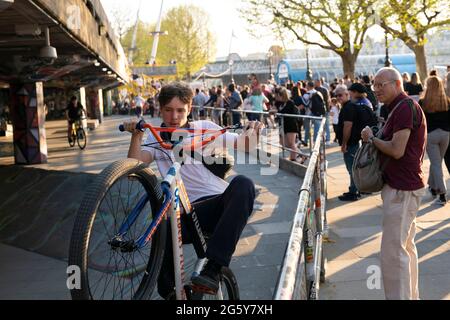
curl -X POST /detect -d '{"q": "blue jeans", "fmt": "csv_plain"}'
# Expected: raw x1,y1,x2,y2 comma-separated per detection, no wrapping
304,119,311,143
343,143,360,194
313,119,322,143
232,111,242,126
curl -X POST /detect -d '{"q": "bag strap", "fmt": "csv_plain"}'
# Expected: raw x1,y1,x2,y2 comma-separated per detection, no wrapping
377,98,419,171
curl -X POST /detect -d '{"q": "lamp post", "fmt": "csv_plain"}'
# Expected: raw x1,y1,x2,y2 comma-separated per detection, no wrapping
267,50,274,80
306,45,312,81
228,59,234,83
384,30,392,67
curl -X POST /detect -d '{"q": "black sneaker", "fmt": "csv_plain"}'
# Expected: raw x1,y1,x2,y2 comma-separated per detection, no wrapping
191,260,221,295
338,193,360,201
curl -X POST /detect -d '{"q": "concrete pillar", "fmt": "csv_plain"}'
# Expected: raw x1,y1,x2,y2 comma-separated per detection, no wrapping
105,90,113,116
10,82,47,164
97,88,104,123
86,88,103,124
79,87,87,129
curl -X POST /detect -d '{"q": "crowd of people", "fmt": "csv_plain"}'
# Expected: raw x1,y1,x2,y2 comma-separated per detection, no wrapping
189,68,450,206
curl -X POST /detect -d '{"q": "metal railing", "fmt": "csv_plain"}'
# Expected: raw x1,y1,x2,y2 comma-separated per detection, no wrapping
273,117,328,300
192,105,329,299
191,105,324,160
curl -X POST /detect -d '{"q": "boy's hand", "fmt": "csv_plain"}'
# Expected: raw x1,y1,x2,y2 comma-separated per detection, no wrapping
122,120,143,136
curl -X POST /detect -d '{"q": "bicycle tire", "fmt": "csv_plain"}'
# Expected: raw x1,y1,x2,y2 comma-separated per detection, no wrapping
69,132,76,147
193,267,240,300
77,128,87,150
68,159,167,300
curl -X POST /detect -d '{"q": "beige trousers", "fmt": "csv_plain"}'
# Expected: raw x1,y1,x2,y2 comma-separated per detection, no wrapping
380,184,424,300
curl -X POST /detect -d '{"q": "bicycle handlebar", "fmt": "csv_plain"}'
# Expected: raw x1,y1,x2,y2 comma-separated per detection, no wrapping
120,120,244,151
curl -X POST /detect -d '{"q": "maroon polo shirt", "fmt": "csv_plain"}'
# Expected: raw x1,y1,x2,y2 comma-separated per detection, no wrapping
381,93,427,191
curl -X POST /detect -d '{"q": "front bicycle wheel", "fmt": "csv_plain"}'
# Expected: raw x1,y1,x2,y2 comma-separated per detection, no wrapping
68,159,167,300
193,267,240,300
77,128,87,150
69,131,76,147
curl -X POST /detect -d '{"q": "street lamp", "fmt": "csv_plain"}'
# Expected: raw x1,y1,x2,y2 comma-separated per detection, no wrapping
228,59,234,83
267,50,274,80
384,30,392,67
306,46,312,81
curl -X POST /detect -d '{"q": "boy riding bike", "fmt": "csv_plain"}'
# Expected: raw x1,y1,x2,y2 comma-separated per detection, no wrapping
66,96,85,143
123,82,264,300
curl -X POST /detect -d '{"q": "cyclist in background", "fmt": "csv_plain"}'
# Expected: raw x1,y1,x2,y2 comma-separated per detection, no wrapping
66,96,84,144
123,82,264,300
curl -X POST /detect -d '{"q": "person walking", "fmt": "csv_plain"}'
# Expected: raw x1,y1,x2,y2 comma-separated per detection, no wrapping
335,86,361,201
227,83,243,126
249,87,268,122
329,98,340,143
361,67,427,300
419,76,450,206
404,72,423,99
278,87,301,162
315,79,332,144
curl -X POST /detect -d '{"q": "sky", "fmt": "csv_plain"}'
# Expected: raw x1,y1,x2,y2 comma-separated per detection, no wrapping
100,0,287,59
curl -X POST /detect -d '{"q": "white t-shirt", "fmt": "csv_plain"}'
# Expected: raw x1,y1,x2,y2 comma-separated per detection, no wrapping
142,120,238,202
330,106,340,125
134,96,146,107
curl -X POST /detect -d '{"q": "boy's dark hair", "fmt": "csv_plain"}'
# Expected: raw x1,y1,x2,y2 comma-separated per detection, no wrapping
70,96,77,102
158,82,194,108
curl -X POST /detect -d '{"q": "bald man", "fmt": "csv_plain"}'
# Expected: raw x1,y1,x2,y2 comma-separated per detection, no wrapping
361,67,427,300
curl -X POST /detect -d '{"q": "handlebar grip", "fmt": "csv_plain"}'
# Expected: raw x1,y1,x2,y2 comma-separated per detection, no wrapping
119,120,146,132
136,120,146,132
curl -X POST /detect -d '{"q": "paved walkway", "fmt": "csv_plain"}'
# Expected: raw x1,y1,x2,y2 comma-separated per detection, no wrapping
1,117,449,300
320,144,450,300
0,116,299,300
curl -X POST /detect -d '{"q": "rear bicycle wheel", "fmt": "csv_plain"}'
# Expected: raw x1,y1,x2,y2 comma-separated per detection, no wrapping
193,267,240,300
77,127,87,150
68,159,167,300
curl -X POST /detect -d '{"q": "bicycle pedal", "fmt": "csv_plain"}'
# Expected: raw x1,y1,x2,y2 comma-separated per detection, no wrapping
191,284,217,295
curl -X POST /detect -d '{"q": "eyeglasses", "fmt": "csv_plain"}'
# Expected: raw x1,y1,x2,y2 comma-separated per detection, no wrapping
372,80,395,90
336,93,345,98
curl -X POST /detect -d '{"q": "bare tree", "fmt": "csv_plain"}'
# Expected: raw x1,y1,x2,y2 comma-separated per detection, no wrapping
379,0,450,80
108,2,134,42
241,0,378,79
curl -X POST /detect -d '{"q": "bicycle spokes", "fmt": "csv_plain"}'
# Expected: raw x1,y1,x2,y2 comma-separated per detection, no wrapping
86,174,156,300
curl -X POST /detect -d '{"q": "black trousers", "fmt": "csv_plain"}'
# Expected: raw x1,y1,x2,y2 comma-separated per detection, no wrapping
157,175,255,297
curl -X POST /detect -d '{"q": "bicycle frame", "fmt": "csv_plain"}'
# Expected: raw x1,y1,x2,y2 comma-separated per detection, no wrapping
115,122,234,300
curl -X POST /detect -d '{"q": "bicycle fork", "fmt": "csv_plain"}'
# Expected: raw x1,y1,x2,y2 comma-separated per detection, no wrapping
163,163,188,300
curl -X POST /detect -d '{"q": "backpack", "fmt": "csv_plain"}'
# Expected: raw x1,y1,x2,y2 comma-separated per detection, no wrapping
352,99,418,193
310,92,326,117
160,123,234,180
353,101,378,138
232,92,243,109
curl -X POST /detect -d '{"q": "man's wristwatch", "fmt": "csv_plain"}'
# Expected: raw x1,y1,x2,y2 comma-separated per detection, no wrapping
368,136,375,144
